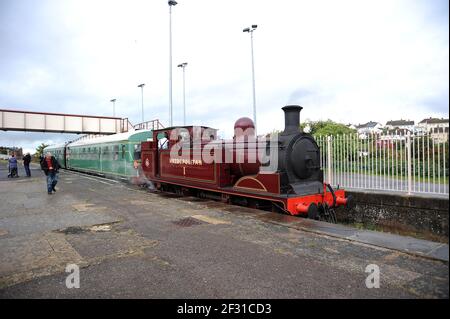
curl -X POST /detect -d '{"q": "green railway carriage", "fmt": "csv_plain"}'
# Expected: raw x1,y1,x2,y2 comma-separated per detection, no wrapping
67,130,152,179
45,130,152,179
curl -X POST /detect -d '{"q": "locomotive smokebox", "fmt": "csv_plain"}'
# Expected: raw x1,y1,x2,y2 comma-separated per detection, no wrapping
282,105,303,134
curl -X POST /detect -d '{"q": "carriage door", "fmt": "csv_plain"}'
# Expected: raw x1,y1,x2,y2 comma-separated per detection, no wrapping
63,147,67,168
66,147,71,168
141,141,157,179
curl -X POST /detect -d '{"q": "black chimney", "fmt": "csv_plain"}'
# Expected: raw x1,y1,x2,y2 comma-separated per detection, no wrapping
282,105,303,134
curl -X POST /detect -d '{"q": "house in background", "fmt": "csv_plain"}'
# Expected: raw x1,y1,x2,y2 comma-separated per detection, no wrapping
355,121,383,136
385,119,415,132
0,146,23,159
430,127,449,143
417,118,449,134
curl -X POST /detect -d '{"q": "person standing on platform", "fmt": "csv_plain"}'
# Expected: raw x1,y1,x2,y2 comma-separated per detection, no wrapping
23,152,31,177
7,154,18,178
40,152,61,194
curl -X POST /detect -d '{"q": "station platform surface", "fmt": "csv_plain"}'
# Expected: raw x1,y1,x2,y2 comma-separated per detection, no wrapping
0,161,448,298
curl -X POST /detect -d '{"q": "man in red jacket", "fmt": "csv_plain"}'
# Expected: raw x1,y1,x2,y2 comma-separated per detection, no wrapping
40,152,61,194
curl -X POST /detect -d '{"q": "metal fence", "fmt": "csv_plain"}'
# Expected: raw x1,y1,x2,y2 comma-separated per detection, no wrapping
316,132,449,196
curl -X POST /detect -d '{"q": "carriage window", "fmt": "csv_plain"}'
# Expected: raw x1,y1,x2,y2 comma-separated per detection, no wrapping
134,144,141,160
113,145,119,160
121,145,126,159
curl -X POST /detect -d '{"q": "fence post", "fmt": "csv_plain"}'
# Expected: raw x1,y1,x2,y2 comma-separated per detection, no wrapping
327,135,333,186
407,132,412,195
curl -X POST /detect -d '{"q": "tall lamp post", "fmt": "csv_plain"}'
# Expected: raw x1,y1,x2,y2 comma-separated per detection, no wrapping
137,83,145,123
168,0,178,126
110,99,116,117
177,62,188,125
243,24,258,135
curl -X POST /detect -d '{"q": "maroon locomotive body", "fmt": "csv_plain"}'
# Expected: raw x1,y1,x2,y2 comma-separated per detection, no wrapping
141,105,353,220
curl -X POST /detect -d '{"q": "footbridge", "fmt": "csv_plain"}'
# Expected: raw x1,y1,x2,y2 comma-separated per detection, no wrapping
0,109,163,134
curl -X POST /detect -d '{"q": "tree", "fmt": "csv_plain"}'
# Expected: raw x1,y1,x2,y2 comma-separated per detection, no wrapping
266,120,356,137
301,120,356,136
35,143,49,158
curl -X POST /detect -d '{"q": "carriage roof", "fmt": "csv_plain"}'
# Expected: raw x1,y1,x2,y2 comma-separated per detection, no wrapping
45,129,153,149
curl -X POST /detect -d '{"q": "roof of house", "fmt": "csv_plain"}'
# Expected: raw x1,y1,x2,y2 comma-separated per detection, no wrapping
419,117,449,124
356,121,380,129
386,120,414,126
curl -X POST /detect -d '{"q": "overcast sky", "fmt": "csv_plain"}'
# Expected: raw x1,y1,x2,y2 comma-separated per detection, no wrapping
0,0,448,153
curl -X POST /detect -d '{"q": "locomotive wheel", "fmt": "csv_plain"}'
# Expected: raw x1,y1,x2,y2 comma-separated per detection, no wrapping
345,195,355,209
247,198,258,209
307,203,319,220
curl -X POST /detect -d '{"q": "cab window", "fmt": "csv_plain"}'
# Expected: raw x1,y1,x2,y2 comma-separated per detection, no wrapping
157,132,169,150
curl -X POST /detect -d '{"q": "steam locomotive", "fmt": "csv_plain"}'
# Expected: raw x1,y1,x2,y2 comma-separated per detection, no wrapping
141,105,353,221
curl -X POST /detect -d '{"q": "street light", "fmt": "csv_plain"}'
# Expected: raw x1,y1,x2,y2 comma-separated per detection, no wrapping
110,99,116,117
177,62,188,126
243,24,258,135
168,0,178,127
137,83,145,123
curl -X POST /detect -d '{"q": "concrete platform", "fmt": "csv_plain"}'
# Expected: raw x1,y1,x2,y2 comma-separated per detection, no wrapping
0,162,448,298
255,212,449,262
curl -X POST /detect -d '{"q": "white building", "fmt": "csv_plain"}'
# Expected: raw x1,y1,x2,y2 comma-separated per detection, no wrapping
417,118,449,133
355,121,383,135
430,127,449,143
385,119,415,132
